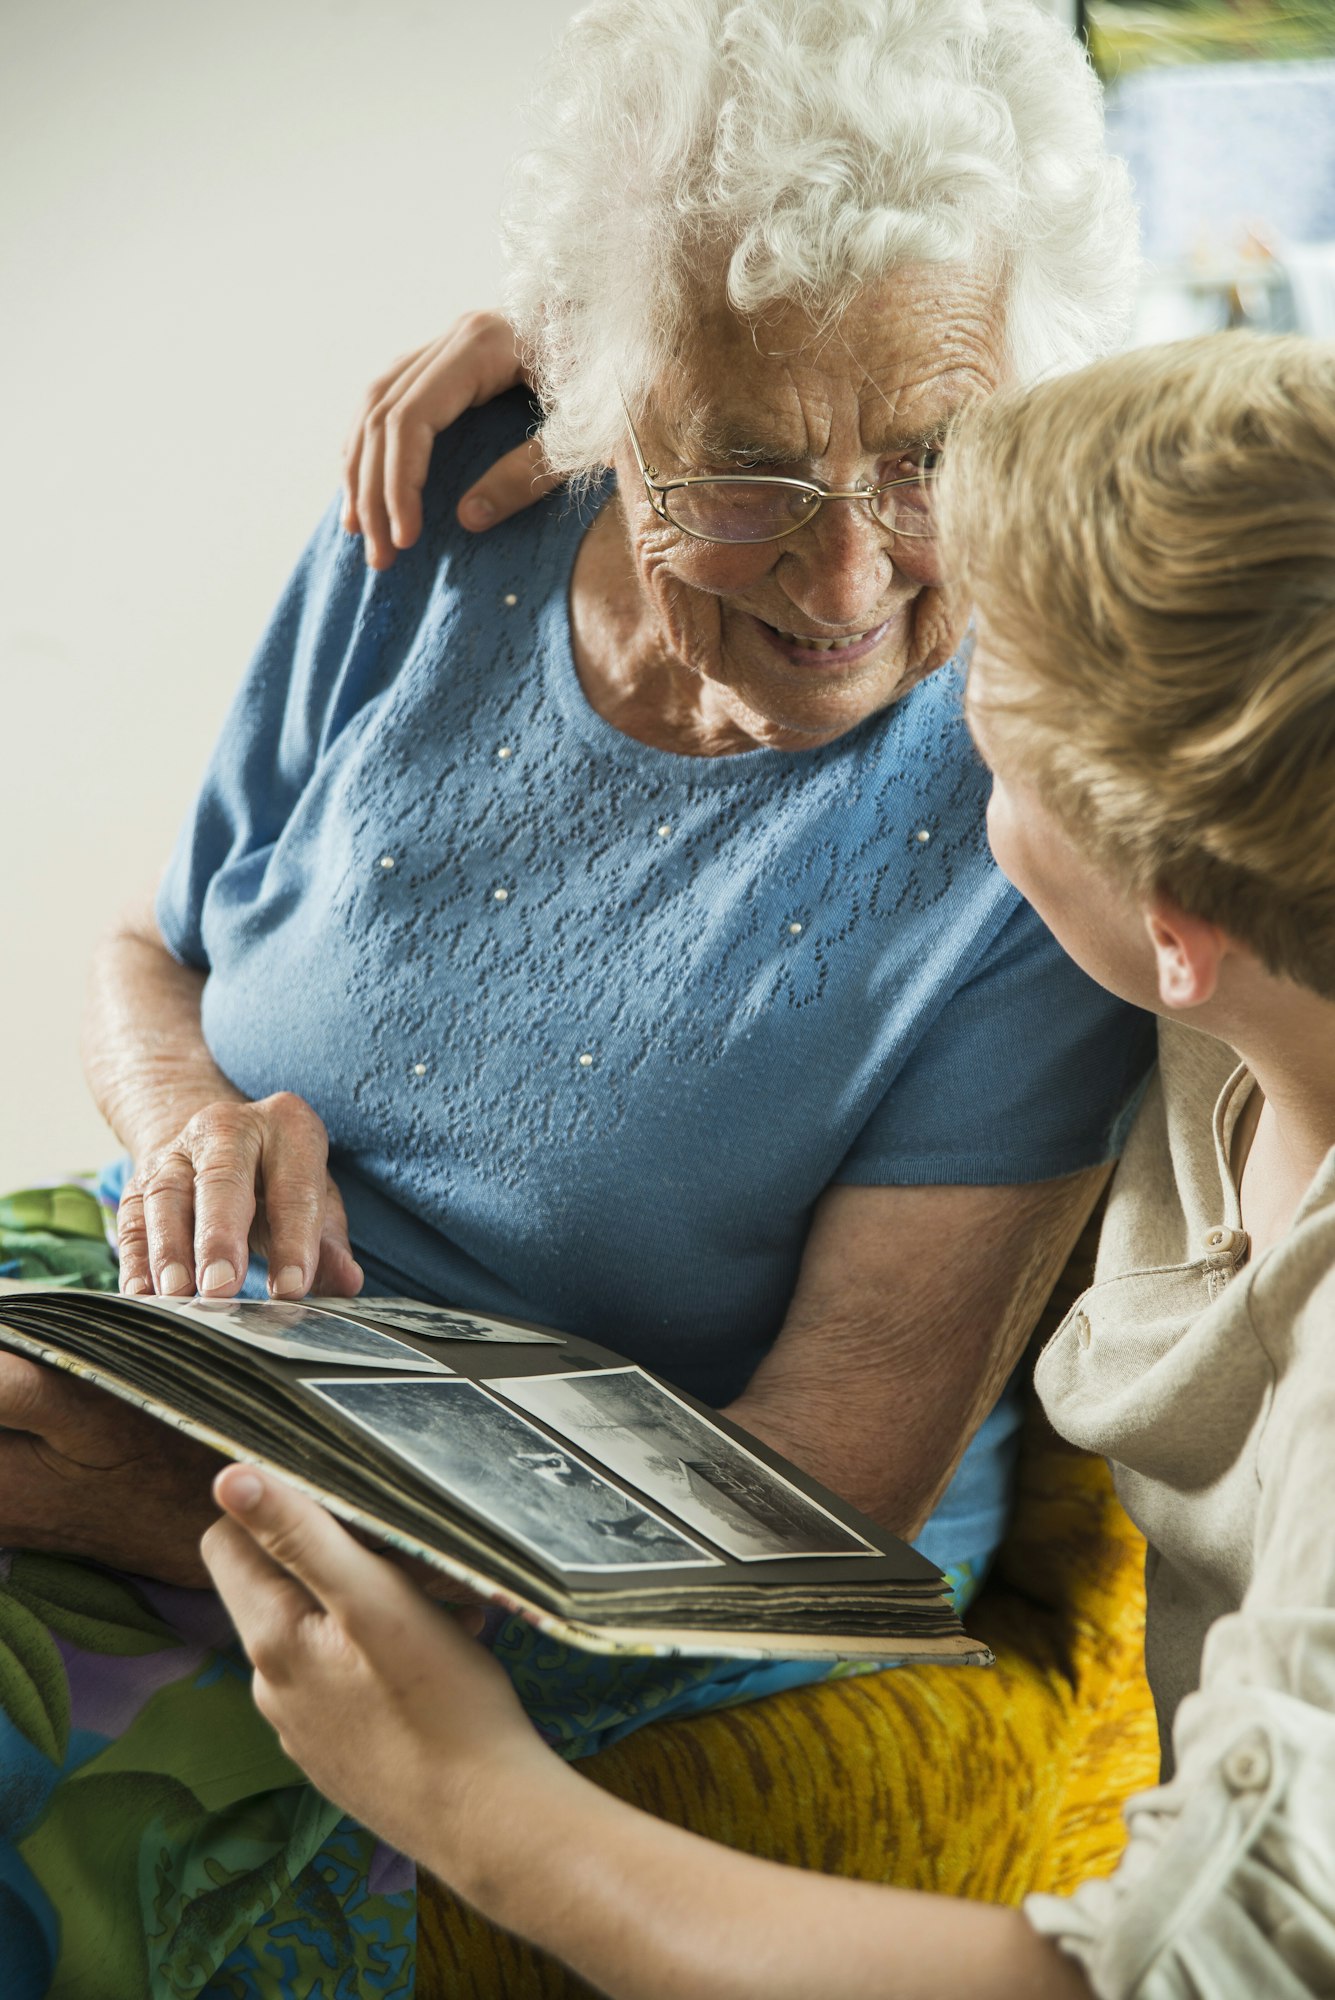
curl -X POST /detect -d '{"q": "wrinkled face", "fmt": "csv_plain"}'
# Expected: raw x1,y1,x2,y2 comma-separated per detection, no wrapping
612,265,1006,746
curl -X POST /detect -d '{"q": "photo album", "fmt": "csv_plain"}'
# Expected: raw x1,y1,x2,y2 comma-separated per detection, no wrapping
0,1286,988,1667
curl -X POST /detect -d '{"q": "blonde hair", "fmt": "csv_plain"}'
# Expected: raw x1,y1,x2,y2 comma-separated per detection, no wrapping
937,333,1335,997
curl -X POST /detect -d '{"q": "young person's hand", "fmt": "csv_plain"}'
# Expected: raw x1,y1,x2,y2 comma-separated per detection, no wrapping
342,312,560,570
204,1465,1092,2000
203,1464,558,1862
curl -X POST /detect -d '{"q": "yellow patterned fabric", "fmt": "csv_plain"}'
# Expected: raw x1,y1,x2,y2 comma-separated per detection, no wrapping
419,1406,1160,1998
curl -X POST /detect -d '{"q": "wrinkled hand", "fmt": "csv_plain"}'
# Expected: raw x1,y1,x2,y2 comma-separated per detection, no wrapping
117,1090,363,1302
341,310,560,569
203,1465,548,1863
0,1353,224,1584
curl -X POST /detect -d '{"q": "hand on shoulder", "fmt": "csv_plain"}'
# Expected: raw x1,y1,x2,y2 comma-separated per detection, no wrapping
342,311,561,569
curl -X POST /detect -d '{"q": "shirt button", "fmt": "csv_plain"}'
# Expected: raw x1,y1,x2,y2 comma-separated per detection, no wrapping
1203,1225,1247,1258
1072,1311,1092,1350
1221,1735,1271,1794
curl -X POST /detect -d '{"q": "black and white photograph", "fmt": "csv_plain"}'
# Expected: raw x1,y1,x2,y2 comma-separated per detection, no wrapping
309,1298,561,1345
154,1298,453,1373
305,1376,719,1574
494,1368,875,1563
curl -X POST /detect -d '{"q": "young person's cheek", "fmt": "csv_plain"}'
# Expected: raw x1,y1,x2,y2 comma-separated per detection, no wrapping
985,788,1092,963
986,794,1153,1005
984,785,1030,897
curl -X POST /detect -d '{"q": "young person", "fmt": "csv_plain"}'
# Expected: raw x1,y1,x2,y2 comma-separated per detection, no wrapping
201,331,1335,1998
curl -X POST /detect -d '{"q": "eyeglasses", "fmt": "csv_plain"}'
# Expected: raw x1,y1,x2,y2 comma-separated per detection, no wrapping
621,395,939,547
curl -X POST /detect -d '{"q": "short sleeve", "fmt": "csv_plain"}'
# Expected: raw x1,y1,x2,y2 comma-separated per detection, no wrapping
838,893,1155,1186
156,496,399,970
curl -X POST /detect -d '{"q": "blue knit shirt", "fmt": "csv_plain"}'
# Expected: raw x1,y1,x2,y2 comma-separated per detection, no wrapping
158,393,1152,1565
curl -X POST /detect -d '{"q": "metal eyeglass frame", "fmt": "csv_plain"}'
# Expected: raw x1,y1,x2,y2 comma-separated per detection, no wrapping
619,393,938,545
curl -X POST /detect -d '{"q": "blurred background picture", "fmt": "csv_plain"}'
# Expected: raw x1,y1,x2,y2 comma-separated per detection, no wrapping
1088,0,1335,71
1086,0,1335,341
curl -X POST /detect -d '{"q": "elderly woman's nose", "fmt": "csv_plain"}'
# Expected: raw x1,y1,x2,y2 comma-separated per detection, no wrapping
781,504,898,624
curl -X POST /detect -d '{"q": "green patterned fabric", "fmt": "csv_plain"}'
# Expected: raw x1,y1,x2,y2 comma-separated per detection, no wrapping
0,1182,120,1290
0,1550,415,1998
1,1197,414,1996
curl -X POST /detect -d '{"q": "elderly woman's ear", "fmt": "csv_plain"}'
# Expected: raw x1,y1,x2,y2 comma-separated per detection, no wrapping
342,310,559,567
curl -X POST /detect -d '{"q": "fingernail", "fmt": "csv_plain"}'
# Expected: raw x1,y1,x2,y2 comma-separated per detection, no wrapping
226,1468,264,1512
160,1262,191,1295
460,494,496,529
270,1265,305,1298
123,1276,151,1297
201,1259,236,1294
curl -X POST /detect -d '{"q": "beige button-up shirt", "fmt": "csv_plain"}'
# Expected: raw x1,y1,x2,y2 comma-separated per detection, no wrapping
1025,1021,1335,1998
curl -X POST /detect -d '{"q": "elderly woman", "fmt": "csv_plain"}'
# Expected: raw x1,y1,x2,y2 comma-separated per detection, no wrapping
1,2,1148,1994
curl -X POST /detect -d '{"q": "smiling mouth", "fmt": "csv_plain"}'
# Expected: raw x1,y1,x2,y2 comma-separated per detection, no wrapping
752,615,894,668
773,626,878,651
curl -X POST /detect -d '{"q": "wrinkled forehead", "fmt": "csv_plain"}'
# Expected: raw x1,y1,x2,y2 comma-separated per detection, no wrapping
653,263,1007,463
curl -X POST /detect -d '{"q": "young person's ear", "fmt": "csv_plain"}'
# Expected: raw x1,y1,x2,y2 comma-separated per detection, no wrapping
1144,894,1229,1010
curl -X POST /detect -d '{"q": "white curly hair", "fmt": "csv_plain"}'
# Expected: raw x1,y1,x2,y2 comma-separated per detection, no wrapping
501,0,1140,479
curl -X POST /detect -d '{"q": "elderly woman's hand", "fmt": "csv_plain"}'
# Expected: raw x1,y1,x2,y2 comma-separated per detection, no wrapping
84,900,363,1304
0,1352,224,1583
341,310,559,569
116,1091,363,1302
203,1464,551,1864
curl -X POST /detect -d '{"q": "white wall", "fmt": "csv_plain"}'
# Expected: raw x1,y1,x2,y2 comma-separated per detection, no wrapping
0,0,579,1191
